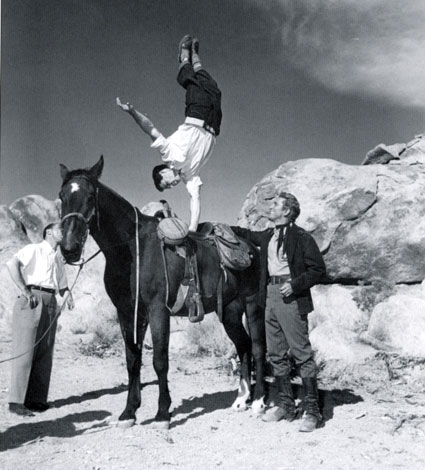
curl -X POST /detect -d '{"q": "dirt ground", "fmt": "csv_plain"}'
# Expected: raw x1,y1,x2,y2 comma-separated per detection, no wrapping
1,328,425,470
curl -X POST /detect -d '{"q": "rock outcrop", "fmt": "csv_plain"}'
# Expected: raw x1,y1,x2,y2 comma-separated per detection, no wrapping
9,195,61,242
238,146,425,284
236,134,425,364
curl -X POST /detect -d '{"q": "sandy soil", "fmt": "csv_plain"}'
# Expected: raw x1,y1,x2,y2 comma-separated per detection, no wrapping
1,329,425,470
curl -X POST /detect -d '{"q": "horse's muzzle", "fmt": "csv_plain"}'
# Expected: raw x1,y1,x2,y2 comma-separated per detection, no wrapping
60,245,82,263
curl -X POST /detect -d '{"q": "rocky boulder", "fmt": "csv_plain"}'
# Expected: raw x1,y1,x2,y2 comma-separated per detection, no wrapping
238,151,425,284
9,195,61,242
0,206,30,323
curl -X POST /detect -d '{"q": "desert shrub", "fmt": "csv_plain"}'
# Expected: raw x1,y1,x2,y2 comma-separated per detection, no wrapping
70,318,88,335
351,278,395,313
185,314,235,357
78,302,122,358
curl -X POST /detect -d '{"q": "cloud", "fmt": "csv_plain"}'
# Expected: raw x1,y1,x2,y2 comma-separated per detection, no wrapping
254,0,425,107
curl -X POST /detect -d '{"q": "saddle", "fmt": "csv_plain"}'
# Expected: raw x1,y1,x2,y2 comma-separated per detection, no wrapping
189,222,253,271
157,218,254,323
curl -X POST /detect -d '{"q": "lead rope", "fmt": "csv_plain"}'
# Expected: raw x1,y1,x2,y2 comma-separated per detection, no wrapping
133,207,140,344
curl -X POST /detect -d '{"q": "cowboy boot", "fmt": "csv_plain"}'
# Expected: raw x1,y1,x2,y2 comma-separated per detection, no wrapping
178,34,192,64
191,38,203,72
299,377,322,432
262,375,296,422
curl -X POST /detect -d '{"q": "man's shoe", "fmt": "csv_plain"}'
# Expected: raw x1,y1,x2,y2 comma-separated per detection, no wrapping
9,403,35,417
25,402,50,412
299,412,322,432
192,37,199,54
262,405,296,423
178,34,192,63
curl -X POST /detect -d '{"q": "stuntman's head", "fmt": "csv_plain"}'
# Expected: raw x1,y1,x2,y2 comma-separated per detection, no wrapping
152,165,181,191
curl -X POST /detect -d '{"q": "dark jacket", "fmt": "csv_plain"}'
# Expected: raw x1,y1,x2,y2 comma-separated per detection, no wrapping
177,64,222,136
232,224,326,314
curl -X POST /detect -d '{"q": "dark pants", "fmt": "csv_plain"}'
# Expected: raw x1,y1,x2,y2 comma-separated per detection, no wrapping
9,291,58,405
177,64,222,136
265,284,316,378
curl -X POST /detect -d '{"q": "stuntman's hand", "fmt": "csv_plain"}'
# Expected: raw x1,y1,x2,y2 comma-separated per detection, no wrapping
116,97,134,113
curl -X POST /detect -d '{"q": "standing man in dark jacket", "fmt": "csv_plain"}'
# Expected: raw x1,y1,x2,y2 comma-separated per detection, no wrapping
233,192,326,432
117,35,222,232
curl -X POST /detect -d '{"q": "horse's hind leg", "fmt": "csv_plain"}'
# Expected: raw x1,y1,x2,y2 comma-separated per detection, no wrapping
245,295,266,415
222,298,252,412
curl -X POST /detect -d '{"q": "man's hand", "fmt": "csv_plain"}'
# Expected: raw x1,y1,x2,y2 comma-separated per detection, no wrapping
280,281,293,297
116,97,134,113
66,292,75,310
29,294,39,309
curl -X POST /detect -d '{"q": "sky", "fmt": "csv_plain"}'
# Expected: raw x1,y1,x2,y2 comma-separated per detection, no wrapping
1,0,425,225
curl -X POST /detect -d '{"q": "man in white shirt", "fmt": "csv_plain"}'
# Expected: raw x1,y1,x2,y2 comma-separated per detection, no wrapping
6,222,74,417
117,35,222,232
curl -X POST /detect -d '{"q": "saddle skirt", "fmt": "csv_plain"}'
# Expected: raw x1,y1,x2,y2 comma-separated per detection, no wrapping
189,222,253,271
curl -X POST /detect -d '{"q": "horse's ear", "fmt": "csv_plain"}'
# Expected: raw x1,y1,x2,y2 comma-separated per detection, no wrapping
60,164,69,181
89,156,104,180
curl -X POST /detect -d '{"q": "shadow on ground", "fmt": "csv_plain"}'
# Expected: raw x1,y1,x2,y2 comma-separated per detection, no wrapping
50,380,158,408
0,410,111,452
141,390,237,429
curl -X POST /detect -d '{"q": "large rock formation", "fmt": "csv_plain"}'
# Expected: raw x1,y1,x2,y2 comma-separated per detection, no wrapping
238,134,425,285
9,195,61,242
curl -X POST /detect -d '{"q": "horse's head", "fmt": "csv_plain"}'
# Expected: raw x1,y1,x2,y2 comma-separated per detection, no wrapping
59,156,104,263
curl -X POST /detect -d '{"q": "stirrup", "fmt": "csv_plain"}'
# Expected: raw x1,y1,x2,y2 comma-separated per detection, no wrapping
188,292,205,323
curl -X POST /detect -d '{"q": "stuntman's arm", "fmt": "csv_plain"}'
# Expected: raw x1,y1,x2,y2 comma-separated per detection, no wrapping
188,187,201,232
116,97,161,141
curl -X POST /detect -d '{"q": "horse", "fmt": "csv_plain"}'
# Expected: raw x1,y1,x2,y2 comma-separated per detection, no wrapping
59,156,266,428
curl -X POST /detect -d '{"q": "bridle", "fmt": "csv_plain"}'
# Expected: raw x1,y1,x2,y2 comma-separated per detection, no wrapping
59,173,141,344
60,175,100,248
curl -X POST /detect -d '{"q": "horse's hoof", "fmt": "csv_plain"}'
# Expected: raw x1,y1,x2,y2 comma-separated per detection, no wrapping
251,397,266,416
151,420,170,430
117,418,136,429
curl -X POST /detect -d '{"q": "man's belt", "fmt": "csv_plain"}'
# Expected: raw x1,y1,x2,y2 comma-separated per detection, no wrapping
268,275,291,285
185,116,216,136
27,285,56,295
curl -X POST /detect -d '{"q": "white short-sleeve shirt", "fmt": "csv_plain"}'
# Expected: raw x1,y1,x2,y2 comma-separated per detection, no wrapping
14,240,68,291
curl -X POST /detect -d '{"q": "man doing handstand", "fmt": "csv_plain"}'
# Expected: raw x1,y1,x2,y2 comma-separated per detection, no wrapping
117,35,222,232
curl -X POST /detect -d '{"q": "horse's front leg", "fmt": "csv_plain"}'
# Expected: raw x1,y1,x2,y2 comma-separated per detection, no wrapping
149,302,172,429
245,295,266,416
222,298,252,412
118,338,142,427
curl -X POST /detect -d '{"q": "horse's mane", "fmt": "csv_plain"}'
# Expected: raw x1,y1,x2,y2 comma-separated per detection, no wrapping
63,166,158,224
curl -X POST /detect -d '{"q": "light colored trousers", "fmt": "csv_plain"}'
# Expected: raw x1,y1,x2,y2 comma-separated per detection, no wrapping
9,291,58,404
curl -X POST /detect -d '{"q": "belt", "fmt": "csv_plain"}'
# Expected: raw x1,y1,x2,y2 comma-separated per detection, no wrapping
185,116,216,136
27,285,56,295
268,275,291,285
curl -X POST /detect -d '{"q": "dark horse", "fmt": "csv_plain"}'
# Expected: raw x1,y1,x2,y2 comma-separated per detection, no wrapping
59,156,266,428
